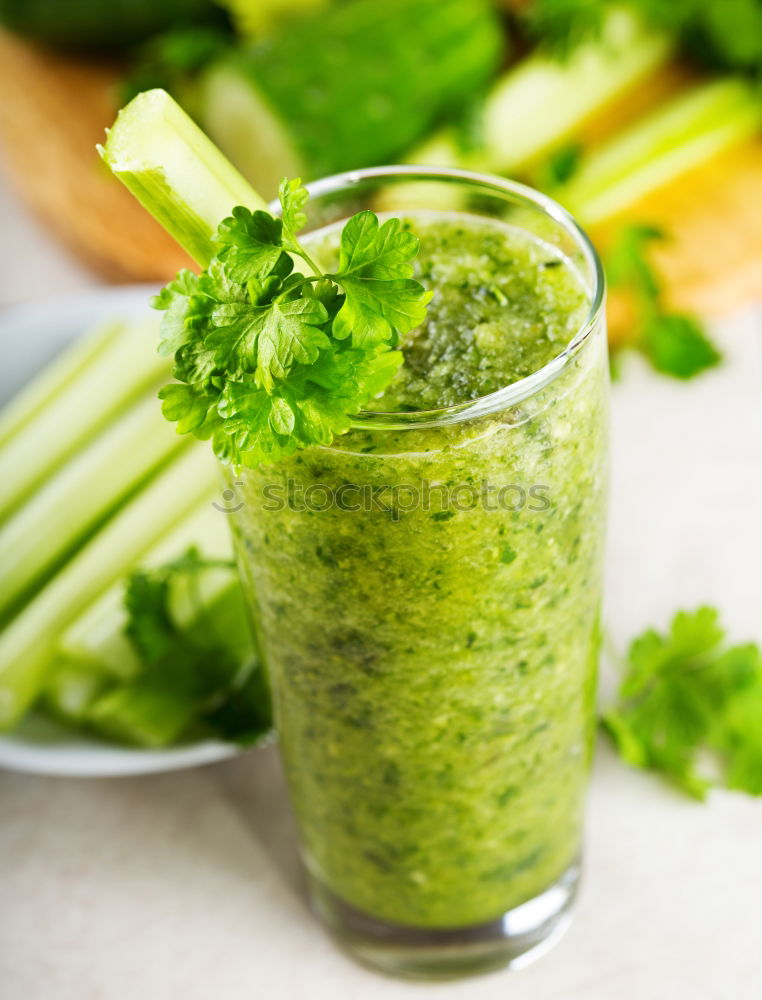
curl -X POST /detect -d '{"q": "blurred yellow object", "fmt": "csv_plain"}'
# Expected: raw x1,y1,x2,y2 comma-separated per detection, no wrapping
219,0,328,37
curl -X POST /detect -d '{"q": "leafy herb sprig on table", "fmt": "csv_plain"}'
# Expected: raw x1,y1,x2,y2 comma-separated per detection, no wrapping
605,224,721,379
604,608,762,799
154,178,431,468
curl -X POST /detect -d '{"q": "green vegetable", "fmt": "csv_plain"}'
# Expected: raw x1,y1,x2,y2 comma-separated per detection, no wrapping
401,7,671,179
558,77,762,225
0,0,227,52
0,445,217,730
98,88,268,268
0,393,185,618
525,0,762,75
86,547,268,747
603,608,762,799
0,318,170,523
605,223,721,378
0,319,118,451
218,0,328,38
55,502,230,678
44,501,270,747
153,177,430,467
198,0,503,196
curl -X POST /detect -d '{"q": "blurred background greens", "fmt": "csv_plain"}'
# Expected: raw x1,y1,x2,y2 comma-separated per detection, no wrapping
0,0,760,753
0,0,759,365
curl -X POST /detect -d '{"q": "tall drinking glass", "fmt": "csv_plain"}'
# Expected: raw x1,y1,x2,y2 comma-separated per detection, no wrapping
226,167,608,979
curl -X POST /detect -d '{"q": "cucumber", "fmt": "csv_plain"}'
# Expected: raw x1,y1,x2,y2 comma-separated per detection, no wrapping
198,0,504,196
0,0,226,52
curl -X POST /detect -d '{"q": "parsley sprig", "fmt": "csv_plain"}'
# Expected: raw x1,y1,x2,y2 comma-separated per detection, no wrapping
606,224,721,380
154,178,431,467
603,608,762,799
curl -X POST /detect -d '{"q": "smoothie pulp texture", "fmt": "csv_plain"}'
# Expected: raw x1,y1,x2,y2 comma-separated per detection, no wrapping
230,212,608,929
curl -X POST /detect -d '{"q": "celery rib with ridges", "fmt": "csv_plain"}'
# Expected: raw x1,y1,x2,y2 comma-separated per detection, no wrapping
45,503,242,734
0,319,119,450
98,88,268,266
559,77,762,224
55,502,232,680
0,317,170,523
0,392,185,618
401,7,673,177
0,446,218,729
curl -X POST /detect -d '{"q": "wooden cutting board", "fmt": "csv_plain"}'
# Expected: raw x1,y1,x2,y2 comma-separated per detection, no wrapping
0,31,759,332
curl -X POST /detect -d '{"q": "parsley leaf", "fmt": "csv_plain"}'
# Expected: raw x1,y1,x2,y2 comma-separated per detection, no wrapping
642,314,722,380
604,224,721,380
88,548,272,748
154,178,429,467
279,177,309,246
603,608,762,799
215,207,286,284
330,212,433,347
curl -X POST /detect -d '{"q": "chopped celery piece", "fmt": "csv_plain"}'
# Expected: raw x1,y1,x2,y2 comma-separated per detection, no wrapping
0,445,218,729
87,681,201,748
99,88,269,266
57,501,230,677
0,317,170,523
0,318,119,450
0,392,185,617
44,660,111,725
560,78,762,224
404,7,672,175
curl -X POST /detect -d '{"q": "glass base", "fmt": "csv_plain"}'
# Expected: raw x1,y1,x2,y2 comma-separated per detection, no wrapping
307,861,580,981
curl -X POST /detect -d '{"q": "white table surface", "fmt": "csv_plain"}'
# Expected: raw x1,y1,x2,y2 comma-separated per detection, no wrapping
1,175,761,1000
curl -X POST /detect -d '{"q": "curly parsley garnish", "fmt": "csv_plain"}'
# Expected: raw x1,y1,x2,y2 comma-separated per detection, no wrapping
153,178,431,467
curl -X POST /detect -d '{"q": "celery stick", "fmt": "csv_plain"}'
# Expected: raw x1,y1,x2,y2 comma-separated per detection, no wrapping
87,681,202,748
0,319,120,450
44,660,112,725
0,317,171,523
57,500,230,678
560,78,762,225
403,7,672,176
0,445,218,729
0,392,185,617
84,578,253,748
98,88,268,266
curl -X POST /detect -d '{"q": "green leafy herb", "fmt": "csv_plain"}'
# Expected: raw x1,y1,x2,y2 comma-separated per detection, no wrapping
603,607,762,799
524,0,762,74
605,224,721,379
535,141,584,189
98,547,272,747
154,178,431,467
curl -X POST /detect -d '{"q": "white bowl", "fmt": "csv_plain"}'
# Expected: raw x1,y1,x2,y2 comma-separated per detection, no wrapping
0,286,243,777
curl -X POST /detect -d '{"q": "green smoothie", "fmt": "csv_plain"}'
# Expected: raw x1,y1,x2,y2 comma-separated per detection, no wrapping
230,211,608,930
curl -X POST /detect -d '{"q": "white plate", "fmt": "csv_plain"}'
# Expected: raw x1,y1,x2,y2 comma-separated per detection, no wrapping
0,286,242,777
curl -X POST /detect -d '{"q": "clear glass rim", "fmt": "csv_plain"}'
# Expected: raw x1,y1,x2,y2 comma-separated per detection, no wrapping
272,165,605,431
